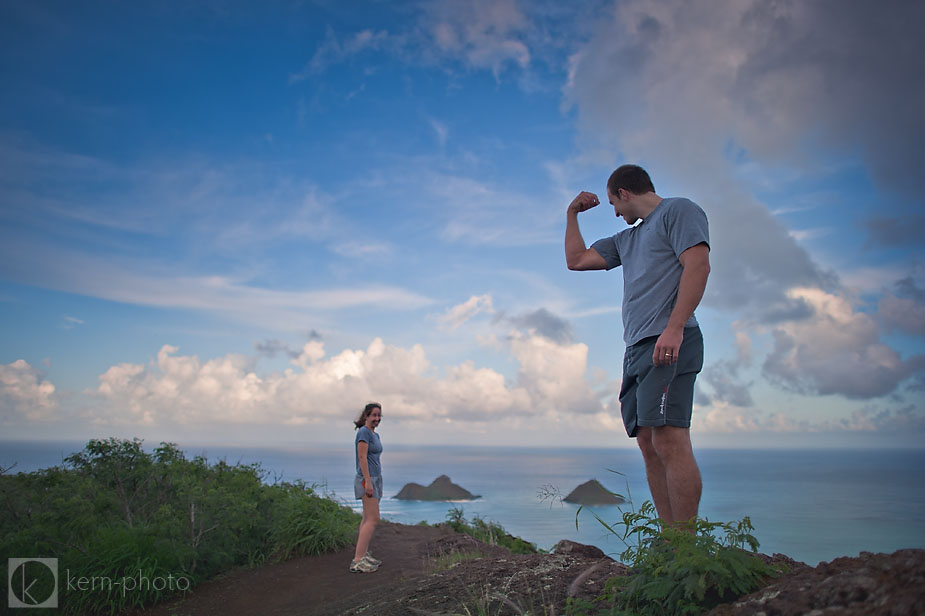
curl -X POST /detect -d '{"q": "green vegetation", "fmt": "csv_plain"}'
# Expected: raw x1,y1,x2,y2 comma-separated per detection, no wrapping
568,499,786,615
0,437,360,615
444,506,538,555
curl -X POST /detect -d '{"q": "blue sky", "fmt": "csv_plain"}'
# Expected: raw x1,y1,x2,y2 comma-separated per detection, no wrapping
2,0,923,449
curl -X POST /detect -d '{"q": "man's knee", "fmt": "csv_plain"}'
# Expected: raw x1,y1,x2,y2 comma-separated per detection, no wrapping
636,427,659,459
651,425,693,459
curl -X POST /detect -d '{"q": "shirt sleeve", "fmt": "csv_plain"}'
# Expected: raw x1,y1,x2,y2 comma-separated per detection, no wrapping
356,427,371,443
590,236,622,270
665,199,709,257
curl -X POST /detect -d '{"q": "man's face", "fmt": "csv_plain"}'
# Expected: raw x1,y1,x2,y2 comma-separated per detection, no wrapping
608,189,638,225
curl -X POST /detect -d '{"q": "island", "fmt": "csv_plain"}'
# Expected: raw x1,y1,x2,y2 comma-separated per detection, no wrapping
393,475,481,501
563,479,625,505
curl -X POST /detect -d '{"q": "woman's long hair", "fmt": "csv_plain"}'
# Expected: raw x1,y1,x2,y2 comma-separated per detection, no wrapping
354,402,382,429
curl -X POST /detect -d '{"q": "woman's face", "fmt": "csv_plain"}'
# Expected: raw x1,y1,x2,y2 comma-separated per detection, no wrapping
365,407,382,430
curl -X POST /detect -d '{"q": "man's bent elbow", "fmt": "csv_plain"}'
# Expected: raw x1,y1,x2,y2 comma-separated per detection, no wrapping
567,258,596,271
566,250,606,271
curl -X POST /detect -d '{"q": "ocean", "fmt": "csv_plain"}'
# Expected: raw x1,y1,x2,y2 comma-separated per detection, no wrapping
3,440,924,566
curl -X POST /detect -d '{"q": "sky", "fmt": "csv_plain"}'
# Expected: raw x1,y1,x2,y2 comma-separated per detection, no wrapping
1,0,924,451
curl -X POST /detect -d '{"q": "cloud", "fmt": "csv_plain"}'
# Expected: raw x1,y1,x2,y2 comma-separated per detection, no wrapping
788,228,832,242
436,294,495,330
762,288,925,399
697,403,802,435
428,117,449,147
509,329,601,415
290,27,398,82
420,0,531,77
87,322,612,429
254,339,302,359
562,0,923,318
877,274,925,337
572,0,924,195
695,398,925,439
878,294,925,337
61,315,85,330
0,359,57,421
563,1,841,323
701,359,754,408
255,331,324,359
415,170,557,247
829,404,925,434
331,240,394,259
865,213,925,249
0,238,435,331
497,307,574,344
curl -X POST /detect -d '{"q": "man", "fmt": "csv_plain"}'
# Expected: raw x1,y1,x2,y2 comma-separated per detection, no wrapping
565,164,710,525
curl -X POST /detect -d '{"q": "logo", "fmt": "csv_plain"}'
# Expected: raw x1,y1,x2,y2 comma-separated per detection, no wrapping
8,558,58,608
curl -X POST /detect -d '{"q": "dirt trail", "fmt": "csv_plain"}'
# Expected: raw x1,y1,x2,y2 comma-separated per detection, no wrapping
135,522,457,616
132,523,925,616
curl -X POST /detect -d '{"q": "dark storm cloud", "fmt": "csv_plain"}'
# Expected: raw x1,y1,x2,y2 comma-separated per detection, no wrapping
497,308,574,344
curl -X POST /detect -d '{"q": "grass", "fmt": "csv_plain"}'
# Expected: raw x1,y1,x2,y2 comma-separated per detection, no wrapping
426,550,490,573
455,582,559,616
444,506,539,555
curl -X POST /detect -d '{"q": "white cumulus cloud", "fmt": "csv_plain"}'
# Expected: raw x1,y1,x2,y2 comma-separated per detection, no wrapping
0,359,57,421
762,288,925,399
89,325,613,431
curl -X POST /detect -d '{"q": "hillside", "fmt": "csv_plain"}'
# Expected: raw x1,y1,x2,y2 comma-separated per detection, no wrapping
134,521,925,616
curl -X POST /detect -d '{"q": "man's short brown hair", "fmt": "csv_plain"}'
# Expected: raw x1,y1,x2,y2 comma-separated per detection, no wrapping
607,164,655,196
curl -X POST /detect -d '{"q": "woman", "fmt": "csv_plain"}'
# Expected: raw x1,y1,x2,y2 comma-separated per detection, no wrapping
351,402,383,573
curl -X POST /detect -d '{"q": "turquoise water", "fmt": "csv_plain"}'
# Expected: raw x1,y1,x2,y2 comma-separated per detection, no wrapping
4,441,924,566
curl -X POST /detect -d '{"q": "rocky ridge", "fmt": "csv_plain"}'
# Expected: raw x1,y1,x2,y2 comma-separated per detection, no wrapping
393,474,480,500
563,478,626,505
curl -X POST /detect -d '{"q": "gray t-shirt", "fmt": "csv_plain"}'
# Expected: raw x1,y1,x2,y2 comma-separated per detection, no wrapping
355,426,383,477
591,197,709,346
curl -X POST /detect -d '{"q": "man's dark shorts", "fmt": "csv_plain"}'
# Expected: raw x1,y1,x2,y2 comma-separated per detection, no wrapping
620,326,704,437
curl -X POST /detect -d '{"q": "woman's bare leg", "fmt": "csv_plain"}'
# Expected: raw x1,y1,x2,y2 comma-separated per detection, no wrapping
353,495,380,562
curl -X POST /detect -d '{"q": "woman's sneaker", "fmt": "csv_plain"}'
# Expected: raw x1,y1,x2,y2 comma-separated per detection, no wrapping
363,552,381,566
349,558,378,573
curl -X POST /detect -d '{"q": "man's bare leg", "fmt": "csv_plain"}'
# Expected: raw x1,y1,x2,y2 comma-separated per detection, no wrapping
637,426,702,525
636,426,675,523
652,425,701,524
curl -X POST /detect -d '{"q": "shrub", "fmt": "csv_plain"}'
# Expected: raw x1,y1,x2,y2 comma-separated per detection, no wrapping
572,500,786,615
0,438,360,615
444,506,538,555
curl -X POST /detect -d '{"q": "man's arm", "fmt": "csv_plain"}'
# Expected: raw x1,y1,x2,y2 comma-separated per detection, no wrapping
652,242,710,366
565,191,608,270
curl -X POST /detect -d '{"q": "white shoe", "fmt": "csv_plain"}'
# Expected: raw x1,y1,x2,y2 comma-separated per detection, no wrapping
349,558,378,573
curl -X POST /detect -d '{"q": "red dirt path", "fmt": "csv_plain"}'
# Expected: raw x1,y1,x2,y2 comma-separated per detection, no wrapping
133,522,457,616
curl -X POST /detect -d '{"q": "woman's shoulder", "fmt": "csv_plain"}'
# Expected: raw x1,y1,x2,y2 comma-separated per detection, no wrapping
356,426,372,440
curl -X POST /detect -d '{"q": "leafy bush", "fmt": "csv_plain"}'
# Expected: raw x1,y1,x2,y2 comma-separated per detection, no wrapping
571,500,786,615
0,438,360,615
